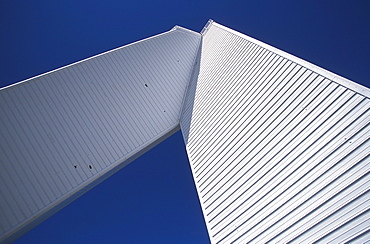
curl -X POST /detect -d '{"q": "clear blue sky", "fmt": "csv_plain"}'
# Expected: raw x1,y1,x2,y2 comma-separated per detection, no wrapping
1,1,369,243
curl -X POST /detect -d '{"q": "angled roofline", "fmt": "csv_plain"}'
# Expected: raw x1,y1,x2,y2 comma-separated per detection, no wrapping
209,21,370,98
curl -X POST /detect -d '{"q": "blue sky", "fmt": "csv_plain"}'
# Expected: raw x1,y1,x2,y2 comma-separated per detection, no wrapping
1,1,369,243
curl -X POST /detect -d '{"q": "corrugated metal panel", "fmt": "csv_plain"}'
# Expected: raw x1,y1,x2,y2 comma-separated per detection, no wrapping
0,26,201,242
180,21,370,243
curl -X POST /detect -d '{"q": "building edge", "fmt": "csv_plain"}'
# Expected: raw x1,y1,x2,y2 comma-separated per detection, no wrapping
2,125,180,243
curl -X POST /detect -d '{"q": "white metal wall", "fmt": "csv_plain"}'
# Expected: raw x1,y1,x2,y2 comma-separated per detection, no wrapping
181,21,370,243
0,26,201,243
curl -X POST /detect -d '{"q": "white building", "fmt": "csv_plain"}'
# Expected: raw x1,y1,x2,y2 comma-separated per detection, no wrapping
1,20,369,243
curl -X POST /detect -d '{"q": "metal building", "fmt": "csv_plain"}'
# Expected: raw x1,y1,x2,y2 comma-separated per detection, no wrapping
1,20,369,243
181,20,370,243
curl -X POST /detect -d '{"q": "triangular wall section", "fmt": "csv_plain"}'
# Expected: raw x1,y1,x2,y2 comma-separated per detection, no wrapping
180,21,370,243
0,26,201,243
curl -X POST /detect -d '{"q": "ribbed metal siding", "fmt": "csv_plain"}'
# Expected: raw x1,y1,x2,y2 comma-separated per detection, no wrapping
0,27,201,242
181,22,370,243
